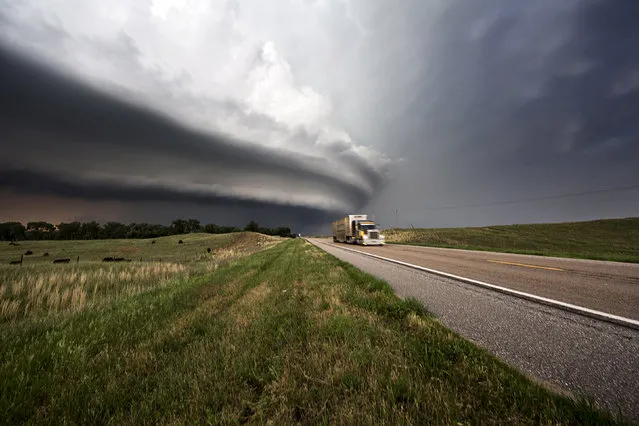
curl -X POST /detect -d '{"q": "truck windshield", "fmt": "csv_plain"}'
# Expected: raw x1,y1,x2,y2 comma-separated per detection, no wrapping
358,223,376,230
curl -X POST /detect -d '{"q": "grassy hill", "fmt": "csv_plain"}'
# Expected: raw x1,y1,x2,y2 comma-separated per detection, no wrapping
0,232,279,266
383,217,639,263
0,237,620,423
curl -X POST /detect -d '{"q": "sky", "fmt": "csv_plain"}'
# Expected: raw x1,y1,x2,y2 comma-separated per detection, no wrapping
1,0,638,233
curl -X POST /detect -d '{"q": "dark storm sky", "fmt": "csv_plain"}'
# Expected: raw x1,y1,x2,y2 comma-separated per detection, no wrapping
1,0,638,232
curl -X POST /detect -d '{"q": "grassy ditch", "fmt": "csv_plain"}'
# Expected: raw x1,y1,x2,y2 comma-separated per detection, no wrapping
384,217,639,263
0,238,619,424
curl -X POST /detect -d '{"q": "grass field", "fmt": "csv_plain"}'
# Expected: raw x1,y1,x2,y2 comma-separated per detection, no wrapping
384,217,639,263
0,235,620,424
0,232,279,321
0,232,278,265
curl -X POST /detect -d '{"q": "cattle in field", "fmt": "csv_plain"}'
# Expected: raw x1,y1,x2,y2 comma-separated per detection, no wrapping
103,257,129,262
53,258,71,264
24,250,33,255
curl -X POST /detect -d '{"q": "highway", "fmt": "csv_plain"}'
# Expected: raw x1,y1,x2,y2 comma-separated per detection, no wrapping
310,239,639,421
327,241,639,320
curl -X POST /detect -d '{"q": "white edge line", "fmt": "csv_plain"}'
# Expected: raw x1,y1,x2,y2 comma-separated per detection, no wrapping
311,240,639,331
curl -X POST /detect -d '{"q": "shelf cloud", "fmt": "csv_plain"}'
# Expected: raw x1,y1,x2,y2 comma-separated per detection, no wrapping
1,0,638,230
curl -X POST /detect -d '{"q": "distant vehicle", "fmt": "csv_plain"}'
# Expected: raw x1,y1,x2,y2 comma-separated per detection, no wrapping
332,214,385,246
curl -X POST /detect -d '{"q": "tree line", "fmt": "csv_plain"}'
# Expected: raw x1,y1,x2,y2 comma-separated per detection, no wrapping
0,219,297,241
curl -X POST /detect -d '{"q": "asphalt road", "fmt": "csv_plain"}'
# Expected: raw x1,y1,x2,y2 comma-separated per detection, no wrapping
310,239,639,422
324,240,639,320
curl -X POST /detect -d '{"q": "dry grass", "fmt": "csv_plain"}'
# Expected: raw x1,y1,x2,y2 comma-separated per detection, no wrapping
232,282,272,328
0,232,285,322
0,262,187,321
211,247,242,262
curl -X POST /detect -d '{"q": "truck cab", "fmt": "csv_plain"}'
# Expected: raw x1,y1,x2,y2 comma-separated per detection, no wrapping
352,220,385,246
332,214,385,245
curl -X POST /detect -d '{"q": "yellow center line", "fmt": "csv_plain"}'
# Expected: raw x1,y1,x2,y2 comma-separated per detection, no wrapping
486,259,564,272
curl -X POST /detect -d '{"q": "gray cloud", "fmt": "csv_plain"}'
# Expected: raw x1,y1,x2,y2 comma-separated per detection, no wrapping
353,0,639,228
1,0,638,233
0,42,380,229
0,171,336,229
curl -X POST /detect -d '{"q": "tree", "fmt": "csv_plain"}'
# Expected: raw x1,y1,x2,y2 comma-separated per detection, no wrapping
57,222,81,240
103,222,129,239
80,221,101,240
148,223,171,238
187,219,201,233
219,226,241,234
0,222,26,241
204,223,220,234
171,219,187,235
275,226,292,238
1,218,289,240
127,223,160,239
244,220,260,232
26,221,55,240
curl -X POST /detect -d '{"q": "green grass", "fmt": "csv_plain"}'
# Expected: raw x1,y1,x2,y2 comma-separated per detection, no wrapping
0,232,279,265
0,238,622,424
0,233,280,321
384,217,639,263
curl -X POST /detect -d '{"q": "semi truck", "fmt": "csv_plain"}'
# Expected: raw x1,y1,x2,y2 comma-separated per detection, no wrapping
332,214,385,246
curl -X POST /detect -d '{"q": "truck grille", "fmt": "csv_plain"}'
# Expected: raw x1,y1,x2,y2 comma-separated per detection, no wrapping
369,231,379,239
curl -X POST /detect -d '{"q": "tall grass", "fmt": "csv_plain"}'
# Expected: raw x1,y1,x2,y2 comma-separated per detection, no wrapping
0,232,283,322
0,262,187,321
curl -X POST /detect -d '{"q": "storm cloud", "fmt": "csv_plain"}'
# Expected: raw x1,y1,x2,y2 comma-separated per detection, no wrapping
1,0,638,231
0,42,387,229
351,0,639,228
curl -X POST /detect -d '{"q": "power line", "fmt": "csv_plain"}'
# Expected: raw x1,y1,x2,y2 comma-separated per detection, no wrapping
424,184,639,211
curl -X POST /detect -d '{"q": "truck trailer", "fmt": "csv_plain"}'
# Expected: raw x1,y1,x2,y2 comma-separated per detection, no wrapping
332,214,385,246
